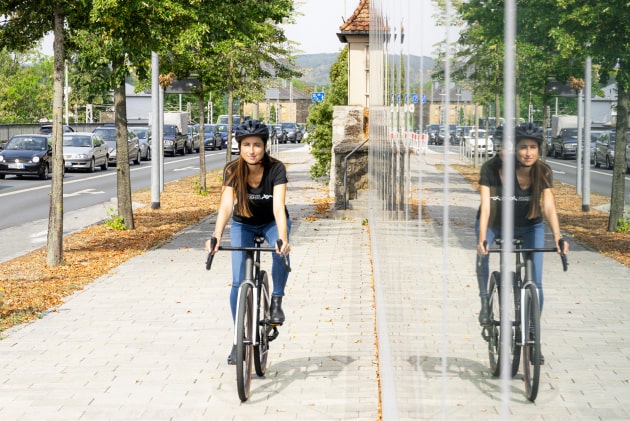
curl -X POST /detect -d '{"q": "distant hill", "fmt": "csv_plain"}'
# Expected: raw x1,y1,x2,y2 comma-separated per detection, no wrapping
294,53,435,88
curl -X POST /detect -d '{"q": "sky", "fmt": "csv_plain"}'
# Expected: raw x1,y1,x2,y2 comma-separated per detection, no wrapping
283,0,452,57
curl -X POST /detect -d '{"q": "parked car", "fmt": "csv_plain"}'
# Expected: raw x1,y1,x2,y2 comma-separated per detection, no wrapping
426,124,440,145
280,122,303,143
272,124,285,143
0,134,54,180
163,124,186,156
464,129,494,157
128,126,151,161
454,126,473,145
62,132,109,172
594,130,629,170
92,125,141,165
551,128,578,159
198,124,223,150
186,125,201,153
37,124,75,134
215,124,232,149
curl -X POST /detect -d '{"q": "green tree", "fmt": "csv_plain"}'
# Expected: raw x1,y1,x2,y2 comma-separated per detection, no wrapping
307,46,347,179
550,0,629,231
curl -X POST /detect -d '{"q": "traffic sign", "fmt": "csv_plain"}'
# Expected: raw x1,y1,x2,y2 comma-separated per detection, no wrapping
412,93,419,104
311,92,325,102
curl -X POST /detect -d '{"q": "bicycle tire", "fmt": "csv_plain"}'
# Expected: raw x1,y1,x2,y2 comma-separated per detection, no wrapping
254,271,270,377
236,283,254,402
522,283,541,402
487,271,520,377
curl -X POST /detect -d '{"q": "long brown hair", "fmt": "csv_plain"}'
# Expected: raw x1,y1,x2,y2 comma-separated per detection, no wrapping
224,153,279,217
526,159,552,220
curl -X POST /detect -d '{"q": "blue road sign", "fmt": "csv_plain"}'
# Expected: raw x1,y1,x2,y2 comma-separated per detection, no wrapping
411,93,419,104
422,93,427,104
311,92,325,102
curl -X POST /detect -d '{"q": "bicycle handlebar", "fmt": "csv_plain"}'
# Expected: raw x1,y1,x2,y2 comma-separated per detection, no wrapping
205,237,291,272
483,239,569,272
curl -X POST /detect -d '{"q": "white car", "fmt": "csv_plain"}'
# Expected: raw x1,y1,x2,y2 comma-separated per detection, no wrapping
464,129,494,157
231,133,239,154
62,132,109,172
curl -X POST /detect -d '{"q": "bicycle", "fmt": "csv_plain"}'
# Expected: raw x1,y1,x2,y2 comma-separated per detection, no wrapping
205,235,291,402
482,237,568,402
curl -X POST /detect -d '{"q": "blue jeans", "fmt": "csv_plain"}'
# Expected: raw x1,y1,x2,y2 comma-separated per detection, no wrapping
229,219,291,321
475,220,545,311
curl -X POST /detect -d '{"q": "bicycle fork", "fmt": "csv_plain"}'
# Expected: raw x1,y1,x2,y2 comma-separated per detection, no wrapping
233,280,259,347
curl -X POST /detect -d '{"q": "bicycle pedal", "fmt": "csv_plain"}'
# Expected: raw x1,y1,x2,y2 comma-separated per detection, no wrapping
268,327,280,342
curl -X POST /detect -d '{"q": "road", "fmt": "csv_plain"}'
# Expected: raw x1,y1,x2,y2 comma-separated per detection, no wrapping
0,144,301,263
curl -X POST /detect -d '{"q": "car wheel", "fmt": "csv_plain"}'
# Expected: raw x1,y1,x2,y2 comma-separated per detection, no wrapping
594,154,601,167
134,151,141,165
39,163,49,180
146,148,151,161
101,156,108,170
89,158,95,173
606,156,613,170
0,174,5,179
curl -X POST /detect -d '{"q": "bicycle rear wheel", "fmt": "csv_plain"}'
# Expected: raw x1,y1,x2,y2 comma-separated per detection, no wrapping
522,283,541,402
254,270,270,377
487,271,520,377
236,283,254,402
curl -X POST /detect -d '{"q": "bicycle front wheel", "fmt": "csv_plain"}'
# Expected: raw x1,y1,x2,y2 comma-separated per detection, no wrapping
522,283,541,402
254,270,270,377
487,271,520,377
236,283,254,402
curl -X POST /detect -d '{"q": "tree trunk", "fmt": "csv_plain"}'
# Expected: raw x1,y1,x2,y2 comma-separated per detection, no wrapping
608,77,628,231
46,6,65,267
198,94,207,192
113,57,135,230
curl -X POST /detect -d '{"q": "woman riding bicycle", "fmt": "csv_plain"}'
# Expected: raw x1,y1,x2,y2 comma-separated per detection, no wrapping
476,123,569,327
205,119,291,365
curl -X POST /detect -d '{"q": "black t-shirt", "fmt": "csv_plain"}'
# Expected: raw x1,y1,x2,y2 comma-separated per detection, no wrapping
224,160,289,226
476,156,552,228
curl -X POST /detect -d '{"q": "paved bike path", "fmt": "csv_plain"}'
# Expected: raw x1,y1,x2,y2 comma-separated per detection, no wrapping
0,146,379,420
1,145,629,420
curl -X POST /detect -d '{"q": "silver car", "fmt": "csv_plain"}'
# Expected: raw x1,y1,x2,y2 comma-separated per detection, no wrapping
92,125,141,165
129,126,152,161
62,132,109,172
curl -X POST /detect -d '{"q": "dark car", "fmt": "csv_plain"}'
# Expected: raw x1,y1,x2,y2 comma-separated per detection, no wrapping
163,124,186,156
0,134,54,180
198,124,223,150
280,122,303,143
551,128,578,159
272,124,285,143
92,125,141,165
594,130,629,170
426,124,440,145
37,124,75,135
215,124,232,149
186,125,201,153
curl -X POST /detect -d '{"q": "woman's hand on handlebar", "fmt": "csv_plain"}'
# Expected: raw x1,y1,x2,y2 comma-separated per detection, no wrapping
276,239,290,256
477,240,489,256
556,238,569,255
205,235,220,254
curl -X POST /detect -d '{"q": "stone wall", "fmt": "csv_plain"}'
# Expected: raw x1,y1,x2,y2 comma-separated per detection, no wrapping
330,106,369,209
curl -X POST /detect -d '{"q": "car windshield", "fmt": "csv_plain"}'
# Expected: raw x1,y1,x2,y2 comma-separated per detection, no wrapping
130,128,148,139
93,128,115,141
203,124,215,133
64,135,92,147
163,125,177,136
216,124,228,132
7,136,47,151
281,122,296,130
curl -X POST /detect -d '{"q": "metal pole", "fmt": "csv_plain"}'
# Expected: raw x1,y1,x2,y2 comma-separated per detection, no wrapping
576,89,584,194
150,52,160,209
583,56,592,211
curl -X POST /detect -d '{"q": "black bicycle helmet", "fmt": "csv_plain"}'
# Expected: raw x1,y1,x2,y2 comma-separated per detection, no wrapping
493,123,543,147
234,119,269,143
515,122,543,146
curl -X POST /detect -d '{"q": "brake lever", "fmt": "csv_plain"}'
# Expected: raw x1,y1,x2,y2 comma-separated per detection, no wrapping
276,239,291,272
205,237,218,270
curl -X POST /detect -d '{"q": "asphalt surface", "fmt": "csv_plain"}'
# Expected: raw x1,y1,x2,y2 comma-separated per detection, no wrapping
0,145,629,420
